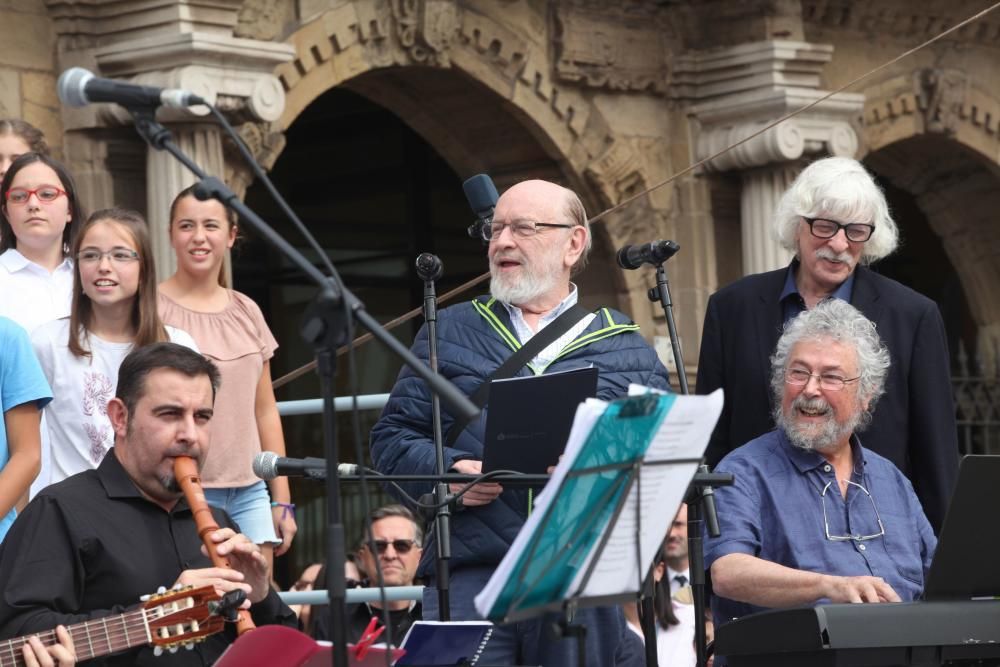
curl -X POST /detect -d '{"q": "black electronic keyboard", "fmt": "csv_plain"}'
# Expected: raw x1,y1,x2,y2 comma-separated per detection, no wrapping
715,600,1000,666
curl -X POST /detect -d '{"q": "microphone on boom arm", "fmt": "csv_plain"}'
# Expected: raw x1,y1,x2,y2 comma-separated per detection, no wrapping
57,67,207,110
463,174,499,243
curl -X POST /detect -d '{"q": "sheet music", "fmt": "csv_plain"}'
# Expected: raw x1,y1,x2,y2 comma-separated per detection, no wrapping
571,389,722,597
474,387,724,620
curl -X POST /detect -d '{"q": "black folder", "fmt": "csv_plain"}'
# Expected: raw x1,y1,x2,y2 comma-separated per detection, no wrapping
481,366,598,475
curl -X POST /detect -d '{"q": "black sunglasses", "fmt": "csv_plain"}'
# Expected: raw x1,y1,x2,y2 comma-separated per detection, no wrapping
370,539,418,555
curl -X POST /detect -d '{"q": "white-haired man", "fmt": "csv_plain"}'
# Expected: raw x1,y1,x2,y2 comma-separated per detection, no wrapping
705,300,936,663
372,179,669,666
697,156,957,531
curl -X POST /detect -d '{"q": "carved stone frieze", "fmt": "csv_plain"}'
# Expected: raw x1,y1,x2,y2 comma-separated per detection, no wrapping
585,140,643,200
801,1,1000,48
391,0,458,66
236,0,284,42
865,70,999,153
914,68,967,136
552,4,669,94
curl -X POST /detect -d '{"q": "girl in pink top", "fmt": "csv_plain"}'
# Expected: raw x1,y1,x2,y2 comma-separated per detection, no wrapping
158,186,296,565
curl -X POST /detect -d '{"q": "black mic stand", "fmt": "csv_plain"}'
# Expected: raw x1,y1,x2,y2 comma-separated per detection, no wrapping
685,466,722,667
643,254,726,667
415,253,453,621
127,107,478,667
647,261,688,394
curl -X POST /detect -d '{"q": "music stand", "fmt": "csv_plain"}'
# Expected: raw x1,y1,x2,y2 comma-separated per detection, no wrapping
475,391,724,666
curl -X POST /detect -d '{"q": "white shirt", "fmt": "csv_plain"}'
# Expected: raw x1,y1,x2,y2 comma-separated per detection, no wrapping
0,249,74,333
658,566,696,667
499,284,596,369
30,318,199,489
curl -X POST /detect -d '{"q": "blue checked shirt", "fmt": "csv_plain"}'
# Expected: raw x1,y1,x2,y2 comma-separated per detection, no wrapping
704,429,936,629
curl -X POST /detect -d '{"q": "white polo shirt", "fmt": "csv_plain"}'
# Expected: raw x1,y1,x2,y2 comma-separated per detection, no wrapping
0,249,74,333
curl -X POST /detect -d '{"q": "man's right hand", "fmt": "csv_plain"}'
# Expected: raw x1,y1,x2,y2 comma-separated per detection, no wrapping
449,459,503,507
822,574,901,604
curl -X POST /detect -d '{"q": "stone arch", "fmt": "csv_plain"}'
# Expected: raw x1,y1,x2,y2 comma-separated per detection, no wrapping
272,1,676,327
860,67,1000,373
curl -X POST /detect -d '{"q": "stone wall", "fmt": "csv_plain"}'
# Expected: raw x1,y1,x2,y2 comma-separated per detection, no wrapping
0,1,61,157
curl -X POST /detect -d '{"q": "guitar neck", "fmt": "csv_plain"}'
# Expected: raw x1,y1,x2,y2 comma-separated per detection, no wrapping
0,609,150,666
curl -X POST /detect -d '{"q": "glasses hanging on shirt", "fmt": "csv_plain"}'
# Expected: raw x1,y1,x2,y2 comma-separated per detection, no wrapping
820,479,886,542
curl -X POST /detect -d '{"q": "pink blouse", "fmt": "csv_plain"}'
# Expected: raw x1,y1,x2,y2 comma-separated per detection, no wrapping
158,291,278,487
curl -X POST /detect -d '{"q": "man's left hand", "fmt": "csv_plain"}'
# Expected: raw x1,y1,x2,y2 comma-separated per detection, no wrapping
202,528,270,603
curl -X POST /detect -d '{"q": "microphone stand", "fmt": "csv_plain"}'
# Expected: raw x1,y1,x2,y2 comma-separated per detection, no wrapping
415,254,452,621
126,107,478,667
644,257,725,667
647,262,688,394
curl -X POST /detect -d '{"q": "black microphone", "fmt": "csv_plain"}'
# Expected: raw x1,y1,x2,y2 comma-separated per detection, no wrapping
252,452,359,481
462,174,498,240
415,253,444,282
616,240,681,270
57,67,208,110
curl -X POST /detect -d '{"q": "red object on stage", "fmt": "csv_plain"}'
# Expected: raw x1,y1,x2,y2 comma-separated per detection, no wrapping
215,625,405,666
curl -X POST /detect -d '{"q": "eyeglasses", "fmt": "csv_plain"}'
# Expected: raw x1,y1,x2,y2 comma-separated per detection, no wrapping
785,368,860,391
820,479,886,542
802,217,875,243
479,220,575,241
369,539,418,555
77,248,140,264
6,185,68,205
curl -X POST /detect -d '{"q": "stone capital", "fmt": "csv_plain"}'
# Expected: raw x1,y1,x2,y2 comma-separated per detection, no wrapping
87,33,294,126
675,40,864,172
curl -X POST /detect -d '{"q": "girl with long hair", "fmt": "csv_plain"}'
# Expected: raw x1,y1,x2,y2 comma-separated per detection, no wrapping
158,186,296,564
0,153,82,332
31,208,197,486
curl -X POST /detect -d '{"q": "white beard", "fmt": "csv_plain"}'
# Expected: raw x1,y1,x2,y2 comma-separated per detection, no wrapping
489,244,564,307
779,394,861,452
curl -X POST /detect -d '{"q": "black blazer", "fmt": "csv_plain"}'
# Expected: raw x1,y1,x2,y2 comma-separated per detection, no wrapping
696,264,958,531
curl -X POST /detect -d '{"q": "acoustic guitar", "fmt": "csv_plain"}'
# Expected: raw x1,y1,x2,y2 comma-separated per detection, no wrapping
0,585,226,666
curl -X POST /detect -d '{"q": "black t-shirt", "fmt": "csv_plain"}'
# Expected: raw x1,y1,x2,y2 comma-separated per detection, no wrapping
0,450,296,666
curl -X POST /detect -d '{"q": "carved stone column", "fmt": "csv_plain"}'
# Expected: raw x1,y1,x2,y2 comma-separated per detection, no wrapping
48,0,295,279
674,40,865,276
741,164,797,273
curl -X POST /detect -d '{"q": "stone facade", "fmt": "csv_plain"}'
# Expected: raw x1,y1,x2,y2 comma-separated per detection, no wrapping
2,0,992,378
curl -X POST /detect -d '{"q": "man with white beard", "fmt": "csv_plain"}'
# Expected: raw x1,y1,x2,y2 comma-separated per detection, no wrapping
371,179,669,666
696,156,957,533
704,300,935,656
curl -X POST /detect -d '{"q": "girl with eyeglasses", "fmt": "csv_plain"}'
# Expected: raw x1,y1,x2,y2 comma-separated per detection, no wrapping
157,187,296,566
30,208,197,488
0,153,82,334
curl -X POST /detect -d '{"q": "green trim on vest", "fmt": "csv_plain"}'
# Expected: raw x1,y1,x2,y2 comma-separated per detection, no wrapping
472,297,640,374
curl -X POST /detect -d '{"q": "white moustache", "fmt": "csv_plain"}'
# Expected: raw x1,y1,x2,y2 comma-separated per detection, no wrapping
815,248,854,265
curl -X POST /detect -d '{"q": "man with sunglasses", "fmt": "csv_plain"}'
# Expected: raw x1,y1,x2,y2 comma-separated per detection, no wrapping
313,505,424,646
696,156,957,532
704,300,935,662
372,179,667,666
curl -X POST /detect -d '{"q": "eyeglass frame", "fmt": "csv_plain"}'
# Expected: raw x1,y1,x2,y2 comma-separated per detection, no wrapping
76,248,140,264
5,185,69,205
367,538,419,555
785,368,861,392
802,217,875,243
820,479,886,542
479,219,575,242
